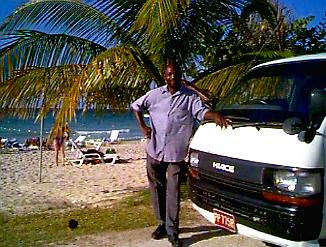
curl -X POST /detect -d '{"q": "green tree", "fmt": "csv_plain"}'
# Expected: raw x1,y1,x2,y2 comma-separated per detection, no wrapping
286,15,326,54
0,0,289,133
193,2,325,102
190,0,293,101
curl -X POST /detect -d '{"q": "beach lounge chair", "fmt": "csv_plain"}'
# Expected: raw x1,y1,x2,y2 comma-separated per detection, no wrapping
73,135,86,147
86,130,120,148
67,138,118,166
108,129,120,143
87,138,104,149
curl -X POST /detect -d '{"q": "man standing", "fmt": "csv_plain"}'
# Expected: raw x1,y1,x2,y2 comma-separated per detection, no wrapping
131,62,230,247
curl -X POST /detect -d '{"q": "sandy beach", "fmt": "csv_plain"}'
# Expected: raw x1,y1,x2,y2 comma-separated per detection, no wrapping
0,140,148,216
0,140,270,247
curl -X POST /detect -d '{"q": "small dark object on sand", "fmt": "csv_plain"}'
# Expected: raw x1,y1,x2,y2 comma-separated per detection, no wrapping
68,219,78,230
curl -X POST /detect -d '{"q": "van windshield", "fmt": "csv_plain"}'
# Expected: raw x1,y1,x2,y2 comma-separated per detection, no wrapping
215,60,326,125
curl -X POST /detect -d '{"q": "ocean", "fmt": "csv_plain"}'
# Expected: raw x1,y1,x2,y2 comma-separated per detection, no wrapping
0,110,148,144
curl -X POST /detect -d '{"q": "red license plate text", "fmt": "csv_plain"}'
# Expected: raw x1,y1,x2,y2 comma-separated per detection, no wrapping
213,209,236,233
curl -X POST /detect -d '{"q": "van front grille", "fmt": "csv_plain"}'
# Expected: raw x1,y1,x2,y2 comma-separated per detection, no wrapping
189,179,269,224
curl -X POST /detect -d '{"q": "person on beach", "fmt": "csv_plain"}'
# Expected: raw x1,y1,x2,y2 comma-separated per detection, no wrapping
131,62,231,247
53,123,70,166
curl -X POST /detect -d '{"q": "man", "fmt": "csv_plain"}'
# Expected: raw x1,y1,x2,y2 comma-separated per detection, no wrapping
131,62,230,247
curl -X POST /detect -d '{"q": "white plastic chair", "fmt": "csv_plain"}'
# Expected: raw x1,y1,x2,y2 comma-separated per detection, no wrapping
109,130,120,143
73,135,86,148
67,138,118,166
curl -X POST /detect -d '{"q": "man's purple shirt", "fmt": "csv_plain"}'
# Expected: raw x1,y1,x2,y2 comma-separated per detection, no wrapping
131,85,209,162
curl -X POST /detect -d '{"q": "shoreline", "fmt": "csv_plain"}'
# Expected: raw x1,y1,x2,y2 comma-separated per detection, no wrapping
0,110,146,144
0,140,148,216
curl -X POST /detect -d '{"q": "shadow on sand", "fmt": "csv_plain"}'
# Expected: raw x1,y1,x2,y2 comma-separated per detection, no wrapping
179,225,234,246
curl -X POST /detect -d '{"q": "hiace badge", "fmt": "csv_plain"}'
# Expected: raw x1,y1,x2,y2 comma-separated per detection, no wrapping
212,162,235,173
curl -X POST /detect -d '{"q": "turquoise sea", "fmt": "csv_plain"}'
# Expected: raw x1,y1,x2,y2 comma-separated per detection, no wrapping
0,110,147,144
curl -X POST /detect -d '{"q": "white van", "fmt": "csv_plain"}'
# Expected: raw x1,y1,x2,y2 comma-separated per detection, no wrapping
188,53,326,247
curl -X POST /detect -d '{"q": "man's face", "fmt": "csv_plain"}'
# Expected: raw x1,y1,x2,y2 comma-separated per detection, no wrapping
164,64,181,89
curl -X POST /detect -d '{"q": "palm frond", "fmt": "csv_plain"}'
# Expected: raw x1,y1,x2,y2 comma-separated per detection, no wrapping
195,50,295,102
132,0,189,39
0,30,106,83
0,0,119,47
0,0,298,136
88,0,144,39
195,50,294,81
84,45,153,92
133,0,249,66
241,0,278,28
0,64,85,136
196,63,252,101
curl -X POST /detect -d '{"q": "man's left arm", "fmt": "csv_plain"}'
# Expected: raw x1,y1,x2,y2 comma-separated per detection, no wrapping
190,92,231,129
182,80,211,107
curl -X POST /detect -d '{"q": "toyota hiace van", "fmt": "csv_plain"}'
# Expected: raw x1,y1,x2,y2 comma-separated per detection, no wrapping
188,53,326,247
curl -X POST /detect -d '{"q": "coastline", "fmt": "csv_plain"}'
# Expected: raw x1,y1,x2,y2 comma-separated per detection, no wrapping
0,110,146,144
0,140,148,216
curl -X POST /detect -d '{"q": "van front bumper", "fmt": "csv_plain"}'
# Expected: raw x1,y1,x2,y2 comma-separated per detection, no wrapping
192,203,320,247
189,176,323,243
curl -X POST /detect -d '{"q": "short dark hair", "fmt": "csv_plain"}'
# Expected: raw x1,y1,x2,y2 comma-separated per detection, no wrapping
165,61,182,77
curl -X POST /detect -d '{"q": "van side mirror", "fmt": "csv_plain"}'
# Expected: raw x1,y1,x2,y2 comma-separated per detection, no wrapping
310,89,326,124
297,90,326,143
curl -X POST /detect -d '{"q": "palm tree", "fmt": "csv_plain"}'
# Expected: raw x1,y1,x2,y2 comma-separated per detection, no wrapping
0,0,278,134
192,0,298,102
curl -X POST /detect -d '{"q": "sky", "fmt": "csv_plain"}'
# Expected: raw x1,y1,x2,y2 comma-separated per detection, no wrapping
0,0,325,26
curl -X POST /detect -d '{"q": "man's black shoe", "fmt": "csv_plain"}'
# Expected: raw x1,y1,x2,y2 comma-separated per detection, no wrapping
151,224,167,240
168,234,183,247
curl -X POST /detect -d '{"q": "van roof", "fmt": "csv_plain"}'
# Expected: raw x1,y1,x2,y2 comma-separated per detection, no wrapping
253,53,326,70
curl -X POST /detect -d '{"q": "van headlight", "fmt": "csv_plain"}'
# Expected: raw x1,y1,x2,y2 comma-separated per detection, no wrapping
263,169,322,207
274,170,321,195
190,152,199,167
189,152,200,179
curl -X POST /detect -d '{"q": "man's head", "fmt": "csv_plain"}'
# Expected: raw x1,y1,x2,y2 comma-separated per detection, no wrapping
164,62,182,93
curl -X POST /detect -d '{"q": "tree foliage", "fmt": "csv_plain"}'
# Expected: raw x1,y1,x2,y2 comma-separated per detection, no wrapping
0,0,324,135
286,15,326,54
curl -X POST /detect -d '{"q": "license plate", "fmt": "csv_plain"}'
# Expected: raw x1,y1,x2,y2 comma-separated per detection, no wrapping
213,209,236,233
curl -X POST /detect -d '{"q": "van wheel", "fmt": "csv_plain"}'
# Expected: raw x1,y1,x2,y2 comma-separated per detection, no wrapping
263,242,280,247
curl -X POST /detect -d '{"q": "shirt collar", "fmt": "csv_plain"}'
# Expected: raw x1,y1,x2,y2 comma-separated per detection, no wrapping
160,85,169,94
160,85,186,96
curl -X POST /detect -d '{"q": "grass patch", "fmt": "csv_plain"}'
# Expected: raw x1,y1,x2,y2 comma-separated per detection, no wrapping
0,182,191,247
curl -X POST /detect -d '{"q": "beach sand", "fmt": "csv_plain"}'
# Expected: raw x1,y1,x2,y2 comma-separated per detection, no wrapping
0,141,269,247
0,140,148,215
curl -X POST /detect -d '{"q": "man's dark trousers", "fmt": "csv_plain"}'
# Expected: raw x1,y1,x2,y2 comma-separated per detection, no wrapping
146,154,183,236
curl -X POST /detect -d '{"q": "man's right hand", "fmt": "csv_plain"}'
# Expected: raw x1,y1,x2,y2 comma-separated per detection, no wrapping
142,126,152,139
133,110,152,138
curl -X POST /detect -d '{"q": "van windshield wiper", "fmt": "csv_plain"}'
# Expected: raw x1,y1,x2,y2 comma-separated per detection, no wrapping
203,115,250,125
204,116,282,129
225,115,250,121
231,122,282,129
